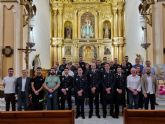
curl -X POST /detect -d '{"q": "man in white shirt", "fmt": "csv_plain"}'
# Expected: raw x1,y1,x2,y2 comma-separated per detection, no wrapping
15,69,31,111
141,67,157,110
3,68,16,111
127,68,141,109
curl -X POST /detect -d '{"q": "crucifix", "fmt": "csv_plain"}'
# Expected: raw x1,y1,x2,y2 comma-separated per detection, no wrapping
18,0,37,69
18,43,36,69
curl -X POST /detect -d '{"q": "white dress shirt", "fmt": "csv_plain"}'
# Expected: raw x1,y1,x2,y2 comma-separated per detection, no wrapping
127,75,141,91
147,75,153,94
21,78,26,92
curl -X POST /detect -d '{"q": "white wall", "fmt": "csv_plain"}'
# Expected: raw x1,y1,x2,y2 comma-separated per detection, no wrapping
29,0,50,69
125,0,146,64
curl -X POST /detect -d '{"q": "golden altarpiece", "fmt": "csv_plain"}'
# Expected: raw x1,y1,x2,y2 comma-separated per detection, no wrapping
50,0,125,65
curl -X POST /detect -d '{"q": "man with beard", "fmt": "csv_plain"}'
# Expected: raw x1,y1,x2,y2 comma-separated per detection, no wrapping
43,67,61,110
86,63,100,118
60,68,73,110
74,67,87,119
31,67,45,110
141,67,158,110
102,63,115,118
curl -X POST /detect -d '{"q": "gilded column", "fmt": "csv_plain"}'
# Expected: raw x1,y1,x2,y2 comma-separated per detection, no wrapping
54,9,58,38
112,6,118,37
58,9,63,38
118,8,123,37
53,10,58,65
74,10,78,38
114,43,119,59
118,44,124,63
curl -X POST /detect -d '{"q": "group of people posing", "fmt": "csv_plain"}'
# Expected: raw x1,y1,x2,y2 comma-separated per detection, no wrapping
3,56,158,119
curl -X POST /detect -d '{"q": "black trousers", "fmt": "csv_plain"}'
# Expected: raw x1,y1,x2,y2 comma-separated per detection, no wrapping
138,91,144,109
112,93,125,116
102,93,114,116
144,94,155,110
89,91,99,115
76,96,85,116
60,93,72,110
4,93,16,111
31,93,44,110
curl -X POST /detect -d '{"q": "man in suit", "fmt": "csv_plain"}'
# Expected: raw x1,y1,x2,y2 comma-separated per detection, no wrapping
141,67,158,110
15,69,31,111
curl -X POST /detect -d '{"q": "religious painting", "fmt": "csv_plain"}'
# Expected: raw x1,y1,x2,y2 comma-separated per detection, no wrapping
64,21,72,39
64,46,72,56
81,12,95,39
79,45,97,61
103,21,111,39
104,46,111,55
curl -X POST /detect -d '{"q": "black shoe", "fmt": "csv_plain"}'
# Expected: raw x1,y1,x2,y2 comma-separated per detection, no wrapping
103,114,106,118
76,115,79,119
155,102,159,106
96,114,100,118
88,114,92,118
82,115,85,119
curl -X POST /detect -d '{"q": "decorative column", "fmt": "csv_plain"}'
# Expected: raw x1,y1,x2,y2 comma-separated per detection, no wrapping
112,4,118,37
53,9,58,66
118,5,123,37
74,10,78,39
113,42,119,58
58,9,63,38
54,9,58,38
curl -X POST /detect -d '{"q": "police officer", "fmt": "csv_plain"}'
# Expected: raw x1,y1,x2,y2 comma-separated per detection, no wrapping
112,58,120,73
31,67,45,110
124,56,132,75
87,63,100,118
79,57,86,74
74,67,87,119
57,57,67,76
113,66,126,118
60,68,73,110
102,63,115,118
57,57,67,108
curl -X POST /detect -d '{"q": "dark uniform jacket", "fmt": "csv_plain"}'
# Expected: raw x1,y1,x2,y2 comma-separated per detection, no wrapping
86,70,100,89
74,75,87,97
60,75,73,94
102,71,115,93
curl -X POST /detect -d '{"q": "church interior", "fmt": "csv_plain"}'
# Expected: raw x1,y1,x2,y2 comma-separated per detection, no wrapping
0,0,165,124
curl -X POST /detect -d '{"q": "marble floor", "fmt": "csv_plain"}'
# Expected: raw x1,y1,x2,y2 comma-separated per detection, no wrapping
0,97,165,124
75,98,165,124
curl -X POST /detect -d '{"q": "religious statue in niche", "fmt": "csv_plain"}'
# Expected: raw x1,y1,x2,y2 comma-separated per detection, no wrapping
104,46,111,55
81,12,95,39
103,22,111,39
65,46,71,56
64,22,72,39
